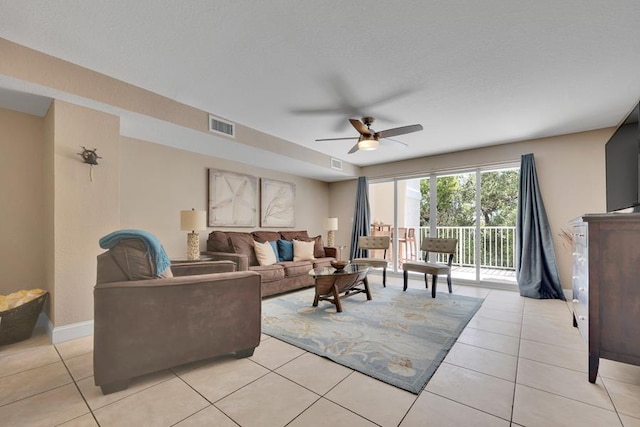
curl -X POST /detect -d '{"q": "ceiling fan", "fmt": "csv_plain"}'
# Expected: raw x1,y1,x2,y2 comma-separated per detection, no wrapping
316,117,423,154
290,75,415,132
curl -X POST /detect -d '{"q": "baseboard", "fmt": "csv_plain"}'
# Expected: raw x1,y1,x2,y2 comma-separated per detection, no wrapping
45,317,94,344
34,313,93,344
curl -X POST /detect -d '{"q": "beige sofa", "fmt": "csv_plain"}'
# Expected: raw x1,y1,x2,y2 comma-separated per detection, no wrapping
94,238,262,394
206,230,336,297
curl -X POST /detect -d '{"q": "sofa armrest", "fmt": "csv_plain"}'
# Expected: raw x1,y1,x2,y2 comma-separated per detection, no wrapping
202,251,249,271
171,260,236,276
94,270,258,290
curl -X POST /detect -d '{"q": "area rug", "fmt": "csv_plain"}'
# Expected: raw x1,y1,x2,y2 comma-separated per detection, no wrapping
261,286,484,394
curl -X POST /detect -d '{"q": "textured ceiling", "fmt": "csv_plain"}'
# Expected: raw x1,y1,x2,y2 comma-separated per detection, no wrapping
1,0,640,170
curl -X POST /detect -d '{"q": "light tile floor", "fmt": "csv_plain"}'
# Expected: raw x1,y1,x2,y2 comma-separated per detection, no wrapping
2,276,640,426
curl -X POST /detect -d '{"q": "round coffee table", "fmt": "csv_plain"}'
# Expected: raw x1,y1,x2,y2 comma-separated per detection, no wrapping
309,264,371,312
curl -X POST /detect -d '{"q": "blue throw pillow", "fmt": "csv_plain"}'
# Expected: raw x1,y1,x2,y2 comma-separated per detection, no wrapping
269,241,280,262
277,239,294,261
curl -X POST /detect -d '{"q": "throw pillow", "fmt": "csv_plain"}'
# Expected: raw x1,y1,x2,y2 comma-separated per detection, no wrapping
208,231,233,252
293,239,316,261
300,235,326,258
253,240,278,266
268,241,281,262
277,239,294,261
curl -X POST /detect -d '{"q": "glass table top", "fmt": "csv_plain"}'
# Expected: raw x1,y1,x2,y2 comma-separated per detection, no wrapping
310,263,370,276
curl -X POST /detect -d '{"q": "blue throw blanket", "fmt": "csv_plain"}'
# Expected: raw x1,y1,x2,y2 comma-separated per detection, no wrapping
99,229,171,276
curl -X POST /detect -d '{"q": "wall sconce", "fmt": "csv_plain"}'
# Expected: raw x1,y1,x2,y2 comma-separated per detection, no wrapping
180,208,207,260
77,146,101,182
323,217,338,247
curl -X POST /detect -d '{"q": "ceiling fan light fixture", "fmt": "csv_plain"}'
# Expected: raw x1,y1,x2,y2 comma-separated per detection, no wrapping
358,135,379,151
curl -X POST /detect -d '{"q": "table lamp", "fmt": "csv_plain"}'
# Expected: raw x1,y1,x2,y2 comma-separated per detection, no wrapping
180,208,207,260
323,217,338,247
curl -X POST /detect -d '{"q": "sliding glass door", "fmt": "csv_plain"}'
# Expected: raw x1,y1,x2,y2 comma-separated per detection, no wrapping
369,165,518,286
478,169,518,283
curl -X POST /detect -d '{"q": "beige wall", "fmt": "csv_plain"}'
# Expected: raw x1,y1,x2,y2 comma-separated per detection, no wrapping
0,103,121,326
0,108,45,296
44,104,55,321
119,137,331,258
48,101,121,326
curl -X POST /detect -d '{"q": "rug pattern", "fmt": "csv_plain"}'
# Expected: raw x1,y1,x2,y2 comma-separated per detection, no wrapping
261,286,483,394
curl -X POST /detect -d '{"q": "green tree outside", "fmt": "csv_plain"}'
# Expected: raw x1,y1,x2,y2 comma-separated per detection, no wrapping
420,170,518,227
418,169,519,269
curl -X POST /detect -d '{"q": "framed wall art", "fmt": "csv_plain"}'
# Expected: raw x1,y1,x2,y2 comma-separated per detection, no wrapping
208,169,257,227
260,178,295,227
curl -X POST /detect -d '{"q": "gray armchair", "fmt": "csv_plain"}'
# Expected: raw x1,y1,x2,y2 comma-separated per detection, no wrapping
94,238,262,395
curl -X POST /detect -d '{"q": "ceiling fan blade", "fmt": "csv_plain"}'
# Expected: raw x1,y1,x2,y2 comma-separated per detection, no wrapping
377,124,423,139
315,136,359,142
365,88,414,109
291,75,365,117
348,142,360,154
379,138,409,149
349,119,372,135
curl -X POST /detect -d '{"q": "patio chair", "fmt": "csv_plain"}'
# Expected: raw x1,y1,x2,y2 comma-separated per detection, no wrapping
402,238,458,298
352,235,391,287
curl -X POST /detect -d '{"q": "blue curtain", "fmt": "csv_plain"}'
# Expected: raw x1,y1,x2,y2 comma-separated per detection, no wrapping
515,154,565,299
350,176,371,260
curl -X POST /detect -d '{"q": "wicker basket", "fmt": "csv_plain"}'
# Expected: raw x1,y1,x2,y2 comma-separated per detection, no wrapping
0,292,48,346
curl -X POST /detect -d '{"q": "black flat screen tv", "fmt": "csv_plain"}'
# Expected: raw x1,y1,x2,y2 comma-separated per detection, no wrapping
605,101,640,213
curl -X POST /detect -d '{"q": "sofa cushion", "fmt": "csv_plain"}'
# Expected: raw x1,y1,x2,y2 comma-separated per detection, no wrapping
293,240,316,261
249,264,285,283
300,235,326,258
278,260,314,277
279,230,309,241
207,230,233,252
227,232,259,266
254,240,278,266
252,231,280,243
277,239,294,261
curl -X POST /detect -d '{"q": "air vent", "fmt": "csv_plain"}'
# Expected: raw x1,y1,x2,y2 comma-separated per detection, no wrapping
208,114,235,138
330,157,342,171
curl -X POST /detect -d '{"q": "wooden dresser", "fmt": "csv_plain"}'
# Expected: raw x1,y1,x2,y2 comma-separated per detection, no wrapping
571,213,640,382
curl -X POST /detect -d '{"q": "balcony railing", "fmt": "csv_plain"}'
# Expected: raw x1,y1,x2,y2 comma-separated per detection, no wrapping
416,226,516,270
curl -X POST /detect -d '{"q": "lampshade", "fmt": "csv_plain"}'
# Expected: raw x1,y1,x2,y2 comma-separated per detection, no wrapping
323,217,338,231
358,135,379,151
180,209,207,231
